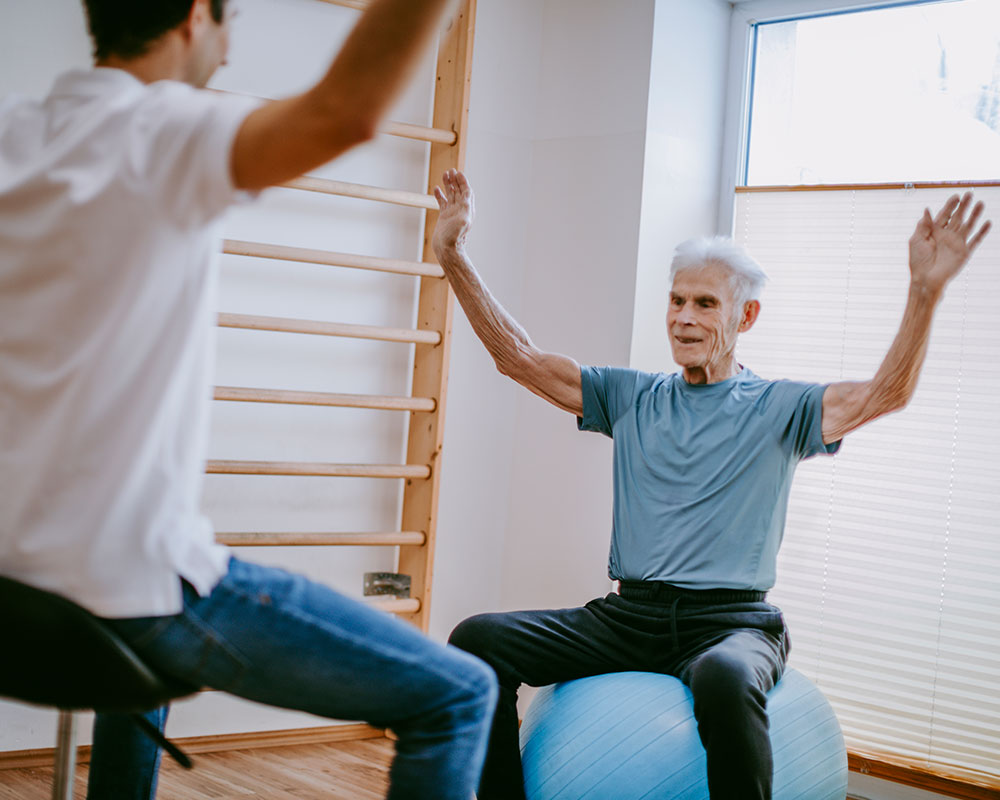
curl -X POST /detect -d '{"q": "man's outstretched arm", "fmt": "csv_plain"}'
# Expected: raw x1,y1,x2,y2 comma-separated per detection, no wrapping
432,170,584,416
231,0,454,191
821,192,991,444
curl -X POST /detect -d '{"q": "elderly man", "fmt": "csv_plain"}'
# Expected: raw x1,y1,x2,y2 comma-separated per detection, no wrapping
431,169,990,800
0,4,497,800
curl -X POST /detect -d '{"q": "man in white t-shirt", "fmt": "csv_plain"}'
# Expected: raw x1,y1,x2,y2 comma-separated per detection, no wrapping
0,2,496,798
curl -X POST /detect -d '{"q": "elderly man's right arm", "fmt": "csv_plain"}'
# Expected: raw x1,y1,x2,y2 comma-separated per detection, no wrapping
432,170,584,416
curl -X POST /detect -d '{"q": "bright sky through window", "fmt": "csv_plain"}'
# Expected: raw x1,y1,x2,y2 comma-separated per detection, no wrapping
745,0,1000,185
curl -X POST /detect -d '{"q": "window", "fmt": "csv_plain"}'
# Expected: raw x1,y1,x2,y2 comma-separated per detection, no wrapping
735,186,1000,788
744,0,1000,185
729,0,1000,793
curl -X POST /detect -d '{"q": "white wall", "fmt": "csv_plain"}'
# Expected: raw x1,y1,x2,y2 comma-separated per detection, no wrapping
630,0,733,372
497,0,654,614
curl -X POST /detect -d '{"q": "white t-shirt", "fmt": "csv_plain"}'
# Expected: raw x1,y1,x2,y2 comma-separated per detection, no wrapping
0,68,259,617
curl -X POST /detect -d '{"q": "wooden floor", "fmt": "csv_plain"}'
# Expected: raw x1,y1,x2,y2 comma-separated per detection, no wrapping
0,738,394,799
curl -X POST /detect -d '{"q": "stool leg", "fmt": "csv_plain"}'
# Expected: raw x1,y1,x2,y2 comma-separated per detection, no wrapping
52,711,77,800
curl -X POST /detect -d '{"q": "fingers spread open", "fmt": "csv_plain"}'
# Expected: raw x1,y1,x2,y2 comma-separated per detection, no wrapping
948,192,973,229
962,201,985,238
911,208,933,241
934,194,961,228
969,219,992,252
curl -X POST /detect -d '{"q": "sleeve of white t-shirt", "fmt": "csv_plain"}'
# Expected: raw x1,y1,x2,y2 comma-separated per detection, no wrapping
128,83,262,227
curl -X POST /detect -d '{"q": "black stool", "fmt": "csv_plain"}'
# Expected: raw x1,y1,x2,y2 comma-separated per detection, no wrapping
0,574,198,799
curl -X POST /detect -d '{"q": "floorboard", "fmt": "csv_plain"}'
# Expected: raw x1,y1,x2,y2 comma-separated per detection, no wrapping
0,738,394,799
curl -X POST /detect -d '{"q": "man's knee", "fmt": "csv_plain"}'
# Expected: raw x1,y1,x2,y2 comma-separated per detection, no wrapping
448,613,505,662
689,649,768,718
390,647,496,744
450,646,499,710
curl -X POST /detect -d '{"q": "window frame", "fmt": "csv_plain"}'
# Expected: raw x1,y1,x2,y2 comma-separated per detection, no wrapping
717,0,966,233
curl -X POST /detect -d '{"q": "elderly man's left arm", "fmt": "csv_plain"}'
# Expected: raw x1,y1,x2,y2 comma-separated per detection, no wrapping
821,193,991,445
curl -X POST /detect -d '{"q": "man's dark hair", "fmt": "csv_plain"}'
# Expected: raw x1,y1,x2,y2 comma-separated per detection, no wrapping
83,0,226,60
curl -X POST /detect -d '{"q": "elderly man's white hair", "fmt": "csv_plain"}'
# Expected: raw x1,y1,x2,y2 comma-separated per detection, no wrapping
669,236,768,306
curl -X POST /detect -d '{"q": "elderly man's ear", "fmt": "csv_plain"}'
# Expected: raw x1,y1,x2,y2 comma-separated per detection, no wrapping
738,300,761,333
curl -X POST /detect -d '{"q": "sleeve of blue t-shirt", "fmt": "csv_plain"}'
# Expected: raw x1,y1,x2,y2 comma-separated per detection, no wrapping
763,380,842,460
577,365,643,437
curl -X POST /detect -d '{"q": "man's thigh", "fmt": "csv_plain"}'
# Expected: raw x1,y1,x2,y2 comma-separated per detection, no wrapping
109,558,489,727
449,597,648,688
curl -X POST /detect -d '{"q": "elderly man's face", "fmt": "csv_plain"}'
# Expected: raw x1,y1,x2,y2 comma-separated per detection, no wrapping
667,262,747,375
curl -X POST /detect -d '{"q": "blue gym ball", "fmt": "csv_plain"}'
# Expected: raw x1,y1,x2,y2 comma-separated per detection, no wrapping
519,668,847,800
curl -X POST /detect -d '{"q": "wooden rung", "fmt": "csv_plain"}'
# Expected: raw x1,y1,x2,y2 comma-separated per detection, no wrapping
217,312,441,346
206,460,431,479
283,176,437,210
216,531,426,546
369,597,421,614
382,120,456,146
223,239,445,279
316,0,368,11
214,385,436,412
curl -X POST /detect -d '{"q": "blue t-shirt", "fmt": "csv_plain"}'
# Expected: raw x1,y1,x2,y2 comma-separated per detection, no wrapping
578,365,840,590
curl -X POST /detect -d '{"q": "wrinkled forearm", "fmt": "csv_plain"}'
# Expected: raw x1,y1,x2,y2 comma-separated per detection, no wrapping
823,281,943,442
434,244,536,380
868,282,941,412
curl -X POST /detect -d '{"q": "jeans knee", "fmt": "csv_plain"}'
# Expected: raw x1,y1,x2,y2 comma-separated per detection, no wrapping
466,649,499,705
446,644,498,702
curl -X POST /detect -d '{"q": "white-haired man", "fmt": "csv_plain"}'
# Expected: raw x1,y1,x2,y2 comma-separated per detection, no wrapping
431,169,990,800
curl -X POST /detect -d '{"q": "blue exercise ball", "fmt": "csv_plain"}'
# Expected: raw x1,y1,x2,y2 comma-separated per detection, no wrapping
519,668,846,800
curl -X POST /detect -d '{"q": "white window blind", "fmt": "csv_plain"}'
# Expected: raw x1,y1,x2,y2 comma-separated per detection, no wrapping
733,186,1000,786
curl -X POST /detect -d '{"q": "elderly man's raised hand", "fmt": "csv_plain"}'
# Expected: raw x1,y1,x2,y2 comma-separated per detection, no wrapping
432,169,475,257
909,192,991,295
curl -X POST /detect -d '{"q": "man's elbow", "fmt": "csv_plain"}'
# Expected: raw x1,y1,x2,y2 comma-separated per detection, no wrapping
868,382,912,418
493,347,533,383
890,393,913,413
323,116,377,153
347,116,379,147
493,354,520,380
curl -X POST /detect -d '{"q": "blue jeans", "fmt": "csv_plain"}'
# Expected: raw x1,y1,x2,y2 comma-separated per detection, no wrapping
86,557,497,800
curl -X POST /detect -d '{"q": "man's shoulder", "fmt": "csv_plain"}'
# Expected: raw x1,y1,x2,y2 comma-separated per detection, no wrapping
737,367,816,390
583,366,672,411
0,94,34,146
625,367,674,395
587,365,667,384
0,92,32,116
739,369,827,412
